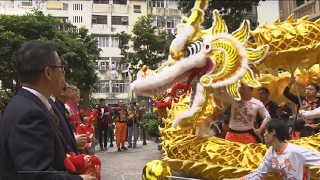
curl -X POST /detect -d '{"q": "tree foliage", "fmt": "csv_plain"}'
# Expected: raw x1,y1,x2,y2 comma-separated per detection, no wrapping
117,14,170,73
177,0,264,32
0,10,101,96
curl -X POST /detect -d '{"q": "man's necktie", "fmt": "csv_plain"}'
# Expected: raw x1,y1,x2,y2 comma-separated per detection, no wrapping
55,100,60,107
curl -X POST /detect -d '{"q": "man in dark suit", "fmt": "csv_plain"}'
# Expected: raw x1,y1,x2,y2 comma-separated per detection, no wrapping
56,83,87,152
96,98,110,151
0,40,96,180
50,80,86,155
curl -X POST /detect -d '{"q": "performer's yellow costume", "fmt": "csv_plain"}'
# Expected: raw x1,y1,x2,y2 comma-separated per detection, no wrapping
130,0,320,179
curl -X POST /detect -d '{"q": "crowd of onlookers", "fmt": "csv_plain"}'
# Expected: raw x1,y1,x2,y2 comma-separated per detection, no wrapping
95,98,147,152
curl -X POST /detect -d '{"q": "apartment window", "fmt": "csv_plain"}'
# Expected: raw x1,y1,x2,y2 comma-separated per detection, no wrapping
111,80,130,93
92,15,108,24
121,72,129,78
22,2,32,6
73,16,83,23
111,36,119,48
296,0,305,7
113,0,127,5
95,36,109,47
167,20,173,28
63,3,68,10
167,0,177,7
123,63,129,70
149,0,165,8
111,16,128,25
93,0,109,4
153,17,163,27
100,61,106,70
73,3,83,11
111,62,117,70
104,60,110,70
95,61,99,69
55,17,68,30
97,81,110,93
133,5,141,13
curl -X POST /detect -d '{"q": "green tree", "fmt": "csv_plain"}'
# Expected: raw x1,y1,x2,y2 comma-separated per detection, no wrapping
177,0,264,32
117,14,170,75
0,10,101,97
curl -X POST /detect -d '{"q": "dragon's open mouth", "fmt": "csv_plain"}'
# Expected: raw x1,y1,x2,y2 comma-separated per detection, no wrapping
132,58,214,96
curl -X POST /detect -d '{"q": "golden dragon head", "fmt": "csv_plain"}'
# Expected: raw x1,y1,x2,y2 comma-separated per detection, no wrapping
131,0,269,128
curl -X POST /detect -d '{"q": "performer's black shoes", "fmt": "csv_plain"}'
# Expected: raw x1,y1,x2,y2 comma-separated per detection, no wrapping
121,146,128,150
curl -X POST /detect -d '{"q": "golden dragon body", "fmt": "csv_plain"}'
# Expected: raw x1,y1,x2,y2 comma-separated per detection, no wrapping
134,0,320,179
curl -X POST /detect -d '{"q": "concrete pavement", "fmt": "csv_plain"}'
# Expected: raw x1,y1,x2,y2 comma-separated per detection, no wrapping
95,140,162,180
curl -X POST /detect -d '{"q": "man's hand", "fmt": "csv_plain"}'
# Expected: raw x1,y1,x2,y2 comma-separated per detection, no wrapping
80,175,98,180
89,134,95,142
83,117,90,121
254,128,261,136
75,134,87,147
288,76,295,86
299,110,308,118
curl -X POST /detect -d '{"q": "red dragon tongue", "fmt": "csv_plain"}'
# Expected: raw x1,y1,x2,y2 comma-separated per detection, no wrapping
186,71,198,87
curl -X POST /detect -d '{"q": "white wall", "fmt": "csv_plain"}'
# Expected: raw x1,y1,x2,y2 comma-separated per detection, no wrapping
257,0,280,25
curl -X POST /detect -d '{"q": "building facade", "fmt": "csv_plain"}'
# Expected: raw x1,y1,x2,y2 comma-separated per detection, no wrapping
0,1,257,105
279,0,320,21
0,0,181,105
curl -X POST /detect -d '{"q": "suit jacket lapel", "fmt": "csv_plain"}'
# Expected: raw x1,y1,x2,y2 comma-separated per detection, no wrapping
18,89,54,120
56,100,79,155
49,99,74,153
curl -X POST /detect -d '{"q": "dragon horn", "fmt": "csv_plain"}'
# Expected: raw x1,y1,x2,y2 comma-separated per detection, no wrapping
186,0,208,27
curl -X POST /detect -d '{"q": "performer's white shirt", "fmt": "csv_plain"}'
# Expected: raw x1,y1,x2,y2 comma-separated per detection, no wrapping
212,91,271,131
242,143,320,180
229,98,270,131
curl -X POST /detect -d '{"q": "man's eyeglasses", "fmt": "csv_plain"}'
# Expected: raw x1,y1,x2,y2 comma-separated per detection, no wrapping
49,65,65,73
69,88,79,93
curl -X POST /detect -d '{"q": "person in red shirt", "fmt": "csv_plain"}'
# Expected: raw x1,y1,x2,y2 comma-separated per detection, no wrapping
96,98,110,151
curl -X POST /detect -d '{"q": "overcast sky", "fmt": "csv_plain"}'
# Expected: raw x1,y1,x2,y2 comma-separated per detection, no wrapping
257,0,280,25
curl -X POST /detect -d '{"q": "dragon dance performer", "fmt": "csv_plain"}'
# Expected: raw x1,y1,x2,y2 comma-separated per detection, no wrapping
214,84,271,144
223,120,320,180
114,100,128,152
283,77,320,138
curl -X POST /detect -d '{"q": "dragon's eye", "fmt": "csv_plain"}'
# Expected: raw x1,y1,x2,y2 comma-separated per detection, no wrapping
184,38,203,58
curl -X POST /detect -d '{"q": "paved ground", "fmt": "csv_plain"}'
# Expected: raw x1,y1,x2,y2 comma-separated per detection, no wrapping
94,140,162,180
